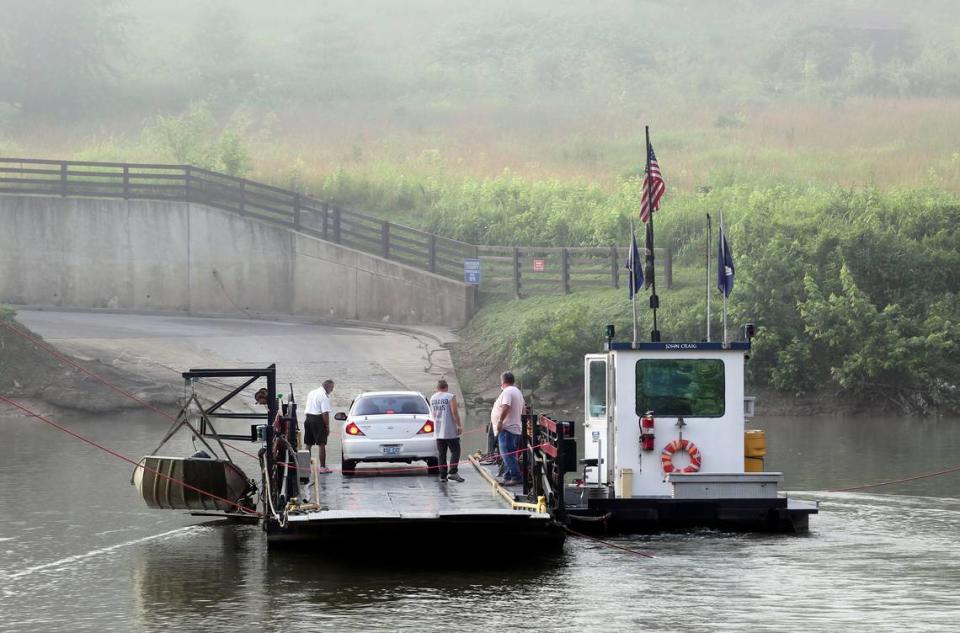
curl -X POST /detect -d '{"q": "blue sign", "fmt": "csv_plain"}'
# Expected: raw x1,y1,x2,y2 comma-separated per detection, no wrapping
464,258,481,285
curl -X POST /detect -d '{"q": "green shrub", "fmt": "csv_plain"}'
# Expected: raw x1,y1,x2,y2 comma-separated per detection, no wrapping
456,178,960,413
142,102,252,176
511,305,601,391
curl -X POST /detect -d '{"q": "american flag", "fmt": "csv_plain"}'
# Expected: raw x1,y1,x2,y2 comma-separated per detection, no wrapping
639,144,665,223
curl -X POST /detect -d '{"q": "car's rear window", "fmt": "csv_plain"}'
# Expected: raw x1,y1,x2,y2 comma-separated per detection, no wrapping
353,395,429,416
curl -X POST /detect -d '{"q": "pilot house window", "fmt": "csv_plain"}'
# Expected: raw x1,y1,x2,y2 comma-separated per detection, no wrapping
635,359,725,417
588,360,606,417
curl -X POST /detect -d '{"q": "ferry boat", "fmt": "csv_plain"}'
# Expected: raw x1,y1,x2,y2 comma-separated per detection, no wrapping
131,334,815,549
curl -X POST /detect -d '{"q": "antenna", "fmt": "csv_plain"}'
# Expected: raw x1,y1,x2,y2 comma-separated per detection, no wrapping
706,213,712,342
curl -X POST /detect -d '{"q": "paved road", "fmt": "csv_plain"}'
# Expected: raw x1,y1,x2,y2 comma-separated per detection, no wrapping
16,310,461,419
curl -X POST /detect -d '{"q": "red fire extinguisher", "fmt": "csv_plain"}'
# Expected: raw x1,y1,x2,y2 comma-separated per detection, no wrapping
640,411,655,451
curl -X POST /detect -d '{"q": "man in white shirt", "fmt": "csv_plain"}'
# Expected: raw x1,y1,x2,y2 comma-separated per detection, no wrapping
491,371,524,486
304,379,334,473
429,379,463,483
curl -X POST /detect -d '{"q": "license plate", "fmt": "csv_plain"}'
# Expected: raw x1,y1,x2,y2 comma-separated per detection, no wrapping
381,445,401,455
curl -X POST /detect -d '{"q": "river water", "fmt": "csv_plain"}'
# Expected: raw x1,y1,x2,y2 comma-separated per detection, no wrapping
1,407,959,632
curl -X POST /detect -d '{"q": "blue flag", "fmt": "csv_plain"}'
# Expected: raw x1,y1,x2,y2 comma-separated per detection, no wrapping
627,231,644,299
718,225,735,297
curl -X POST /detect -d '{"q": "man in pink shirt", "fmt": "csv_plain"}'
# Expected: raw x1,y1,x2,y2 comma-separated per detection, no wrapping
490,371,525,485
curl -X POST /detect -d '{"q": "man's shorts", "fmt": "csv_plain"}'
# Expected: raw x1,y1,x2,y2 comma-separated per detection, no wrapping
304,413,329,446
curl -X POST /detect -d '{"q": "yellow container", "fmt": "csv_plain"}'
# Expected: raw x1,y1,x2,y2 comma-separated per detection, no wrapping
744,430,766,472
744,456,765,472
744,430,766,457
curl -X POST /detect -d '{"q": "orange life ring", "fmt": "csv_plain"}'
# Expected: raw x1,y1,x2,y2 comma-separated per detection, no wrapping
661,438,702,474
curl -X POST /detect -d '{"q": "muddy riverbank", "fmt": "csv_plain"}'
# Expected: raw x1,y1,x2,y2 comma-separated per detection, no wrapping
0,313,181,414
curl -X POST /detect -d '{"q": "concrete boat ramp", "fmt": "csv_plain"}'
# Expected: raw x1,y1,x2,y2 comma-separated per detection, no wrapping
268,461,563,553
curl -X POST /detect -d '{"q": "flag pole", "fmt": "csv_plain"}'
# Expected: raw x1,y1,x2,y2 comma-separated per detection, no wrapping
631,220,639,348
645,126,661,342
720,209,729,348
706,213,712,342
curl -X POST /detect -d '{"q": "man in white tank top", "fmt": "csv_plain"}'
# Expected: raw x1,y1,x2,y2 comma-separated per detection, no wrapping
429,379,463,482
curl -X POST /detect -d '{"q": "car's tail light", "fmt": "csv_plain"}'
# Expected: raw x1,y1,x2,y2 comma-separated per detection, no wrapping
345,421,365,436
417,420,435,434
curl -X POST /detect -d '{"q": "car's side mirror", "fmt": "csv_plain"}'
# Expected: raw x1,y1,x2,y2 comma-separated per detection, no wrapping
334,412,347,421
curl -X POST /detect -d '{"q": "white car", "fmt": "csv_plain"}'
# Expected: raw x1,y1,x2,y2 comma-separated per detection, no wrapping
337,391,438,473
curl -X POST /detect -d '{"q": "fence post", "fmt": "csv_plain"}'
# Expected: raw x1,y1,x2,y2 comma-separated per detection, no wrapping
474,244,482,305
332,207,341,244
561,247,570,294
293,193,301,231
184,166,192,202
663,247,672,289
321,203,329,240
428,233,437,273
513,247,521,298
239,180,246,216
60,162,67,197
382,221,391,259
122,165,130,199
610,246,620,288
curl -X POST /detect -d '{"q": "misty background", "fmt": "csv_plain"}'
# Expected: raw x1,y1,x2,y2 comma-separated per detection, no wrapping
1,0,959,412
2,0,960,188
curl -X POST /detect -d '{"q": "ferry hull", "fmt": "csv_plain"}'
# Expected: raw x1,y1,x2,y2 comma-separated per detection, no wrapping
565,497,816,535
264,513,565,555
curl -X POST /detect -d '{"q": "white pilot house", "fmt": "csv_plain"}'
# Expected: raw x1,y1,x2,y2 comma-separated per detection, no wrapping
562,336,816,533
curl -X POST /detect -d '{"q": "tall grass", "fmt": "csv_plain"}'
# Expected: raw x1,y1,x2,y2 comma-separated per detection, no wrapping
15,97,959,196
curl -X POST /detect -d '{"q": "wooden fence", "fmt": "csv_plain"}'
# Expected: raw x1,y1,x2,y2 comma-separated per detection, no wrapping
477,245,671,296
0,157,671,294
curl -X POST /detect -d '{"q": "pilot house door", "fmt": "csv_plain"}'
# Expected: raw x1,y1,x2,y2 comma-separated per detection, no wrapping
584,354,608,484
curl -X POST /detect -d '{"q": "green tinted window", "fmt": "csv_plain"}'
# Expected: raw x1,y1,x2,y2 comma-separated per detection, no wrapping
588,360,606,418
635,359,725,417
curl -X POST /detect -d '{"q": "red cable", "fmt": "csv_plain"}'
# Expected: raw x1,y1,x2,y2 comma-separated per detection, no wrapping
0,395,262,516
563,526,656,558
0,318,263,461
828,464,960,492
328,442,546,475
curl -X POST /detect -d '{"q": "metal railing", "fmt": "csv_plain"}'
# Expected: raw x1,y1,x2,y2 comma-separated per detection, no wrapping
0,157,670,293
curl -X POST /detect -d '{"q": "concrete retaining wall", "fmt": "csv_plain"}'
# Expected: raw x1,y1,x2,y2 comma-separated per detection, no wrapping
0,195,475,327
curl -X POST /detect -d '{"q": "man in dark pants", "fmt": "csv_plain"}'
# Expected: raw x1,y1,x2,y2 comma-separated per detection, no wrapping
430,379,463,482
304,379,334,473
